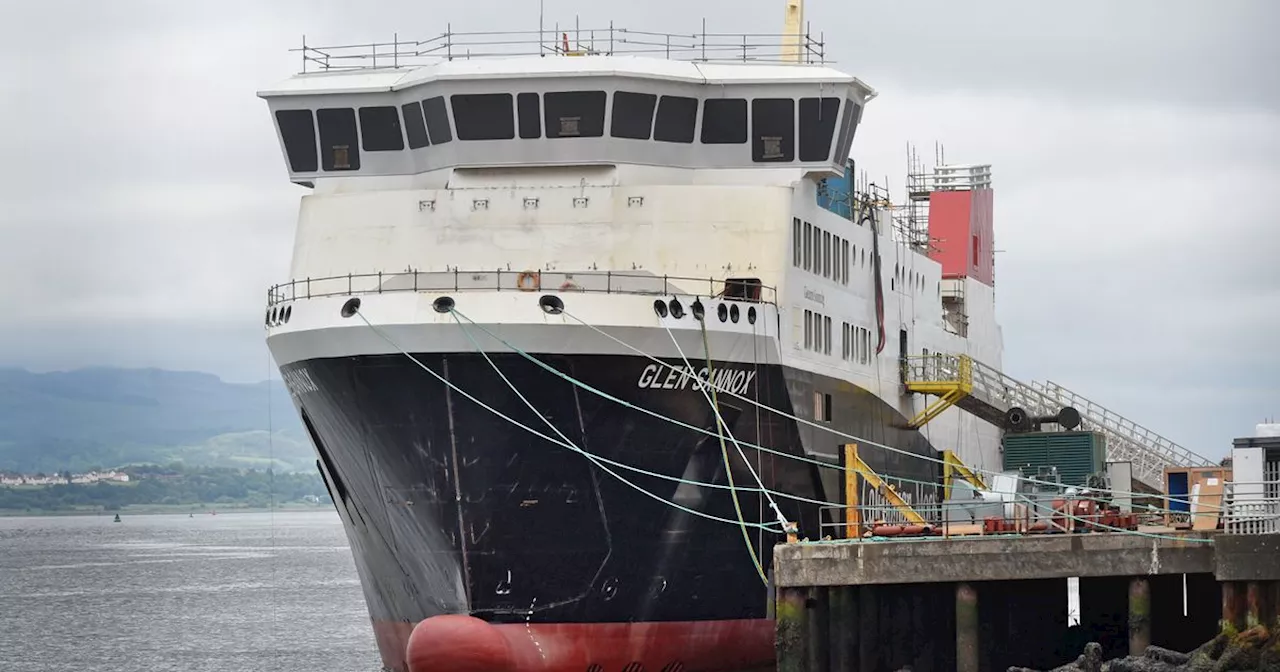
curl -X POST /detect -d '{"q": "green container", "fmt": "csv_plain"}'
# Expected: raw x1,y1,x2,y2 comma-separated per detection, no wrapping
1001,431,1107,487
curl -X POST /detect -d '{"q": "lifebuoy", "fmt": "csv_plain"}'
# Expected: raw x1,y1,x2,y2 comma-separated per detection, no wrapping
559,281,581,292
517,271,540,292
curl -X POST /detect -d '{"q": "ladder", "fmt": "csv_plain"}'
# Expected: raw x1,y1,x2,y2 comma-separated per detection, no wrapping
903,354,1215,491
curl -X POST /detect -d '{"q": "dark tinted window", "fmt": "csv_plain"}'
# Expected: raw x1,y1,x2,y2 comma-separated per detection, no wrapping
654,95,697,143
611,91,657,140
799,97,841,162
275,109,318,172
452,94,514,141
422,96,453,144
751,98,794,162
544,90,606,138
517,93,541,139
401,102,429,149
359,106,404,151
832,99,857,165
317,108,360,171
701,98,747,144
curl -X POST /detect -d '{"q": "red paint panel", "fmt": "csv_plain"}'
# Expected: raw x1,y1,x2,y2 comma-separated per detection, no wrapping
926,191,973,279
381,617,776,672
926,189,995,286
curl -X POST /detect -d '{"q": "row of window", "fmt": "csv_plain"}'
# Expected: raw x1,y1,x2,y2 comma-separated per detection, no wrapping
802,310,833,355
275,92,858,173
793,218,856,285
842,322,874,366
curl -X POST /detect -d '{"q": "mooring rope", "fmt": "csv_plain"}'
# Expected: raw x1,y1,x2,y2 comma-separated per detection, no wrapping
444,308,1214,543
354,311,783,531
556,308,1214,511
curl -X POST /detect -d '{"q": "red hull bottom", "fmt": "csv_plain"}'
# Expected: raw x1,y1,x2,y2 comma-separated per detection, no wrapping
374,617,775,672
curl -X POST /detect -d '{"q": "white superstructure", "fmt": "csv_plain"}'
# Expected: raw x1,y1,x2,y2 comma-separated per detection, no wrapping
259,26,1006,488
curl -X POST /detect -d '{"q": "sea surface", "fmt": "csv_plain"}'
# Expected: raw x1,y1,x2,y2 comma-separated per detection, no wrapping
0,510,381,672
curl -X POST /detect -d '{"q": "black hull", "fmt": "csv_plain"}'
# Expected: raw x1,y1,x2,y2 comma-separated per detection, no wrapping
282,352,940,670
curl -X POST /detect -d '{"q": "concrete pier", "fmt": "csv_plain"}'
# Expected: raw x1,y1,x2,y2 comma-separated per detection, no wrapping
773,533,1280,671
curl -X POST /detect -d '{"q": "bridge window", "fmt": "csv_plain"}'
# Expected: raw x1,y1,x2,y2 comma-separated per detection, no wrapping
274,109,317,173
359,106,404,152
751,98,795,162
832,99,857,165
422,96,453,144
401,102,429,149
612,91,657,140
317,108,360,171
545,90,606,138
701,98,747,144
654,95,697,143
799,97,841,162
451,93,514,141
517,93,541,139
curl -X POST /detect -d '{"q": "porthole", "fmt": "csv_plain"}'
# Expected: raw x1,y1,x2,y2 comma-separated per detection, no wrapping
669,299,684,319
623,664,644,672
747,306,757,325
431,296,454,314
653,299,668,318
283,305,292,323
717,303,728,323
340,297,361,318
729,304,740,323
264,308,272,326
539,294,564,315
691,300,705,321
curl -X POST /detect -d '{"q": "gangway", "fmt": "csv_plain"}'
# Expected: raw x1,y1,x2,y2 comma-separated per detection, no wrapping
903,354,1215,491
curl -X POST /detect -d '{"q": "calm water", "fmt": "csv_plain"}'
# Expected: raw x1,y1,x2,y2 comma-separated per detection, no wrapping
0,510,381,672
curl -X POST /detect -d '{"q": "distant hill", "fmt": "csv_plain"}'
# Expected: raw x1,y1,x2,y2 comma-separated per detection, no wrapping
0,367,312,473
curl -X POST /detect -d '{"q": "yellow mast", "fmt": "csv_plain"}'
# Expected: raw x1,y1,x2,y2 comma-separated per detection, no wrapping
781,0,805,63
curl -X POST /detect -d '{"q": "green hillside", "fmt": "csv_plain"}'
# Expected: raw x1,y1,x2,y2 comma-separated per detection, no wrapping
0,367,312,473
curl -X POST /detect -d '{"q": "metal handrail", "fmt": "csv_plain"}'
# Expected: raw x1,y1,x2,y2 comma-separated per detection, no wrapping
293,25,828,72
1223,480,1280,535
265,269,776,307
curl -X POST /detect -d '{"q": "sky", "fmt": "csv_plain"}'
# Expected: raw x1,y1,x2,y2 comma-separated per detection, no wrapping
1,0,1276,458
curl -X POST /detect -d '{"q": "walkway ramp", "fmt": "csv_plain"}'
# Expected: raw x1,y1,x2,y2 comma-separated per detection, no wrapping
903,354,1215,491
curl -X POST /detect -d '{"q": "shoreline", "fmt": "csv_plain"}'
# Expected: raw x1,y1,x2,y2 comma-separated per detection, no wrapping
0,502,336,518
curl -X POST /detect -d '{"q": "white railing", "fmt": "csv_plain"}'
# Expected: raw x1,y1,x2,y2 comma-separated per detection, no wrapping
1223,480,1280,535
266,270,776,307
293,24,828,72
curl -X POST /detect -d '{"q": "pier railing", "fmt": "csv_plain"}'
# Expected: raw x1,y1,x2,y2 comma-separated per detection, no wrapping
266,270,776,308
1223,480,1280,535
293,24,827,72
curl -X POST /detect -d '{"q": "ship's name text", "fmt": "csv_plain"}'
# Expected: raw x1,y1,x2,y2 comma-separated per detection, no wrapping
636,364,757,395
804,288,825,305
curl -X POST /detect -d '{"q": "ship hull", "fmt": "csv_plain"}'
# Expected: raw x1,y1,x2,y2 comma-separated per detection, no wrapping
282,351,940,672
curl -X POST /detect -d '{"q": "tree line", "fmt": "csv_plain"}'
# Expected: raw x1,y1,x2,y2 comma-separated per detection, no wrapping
0,464,334,512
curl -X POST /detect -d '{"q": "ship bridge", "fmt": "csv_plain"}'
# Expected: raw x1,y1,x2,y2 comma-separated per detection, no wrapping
257,26,875,187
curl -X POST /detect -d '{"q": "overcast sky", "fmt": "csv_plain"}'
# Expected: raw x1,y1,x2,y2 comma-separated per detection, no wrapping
1,0,1276,457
